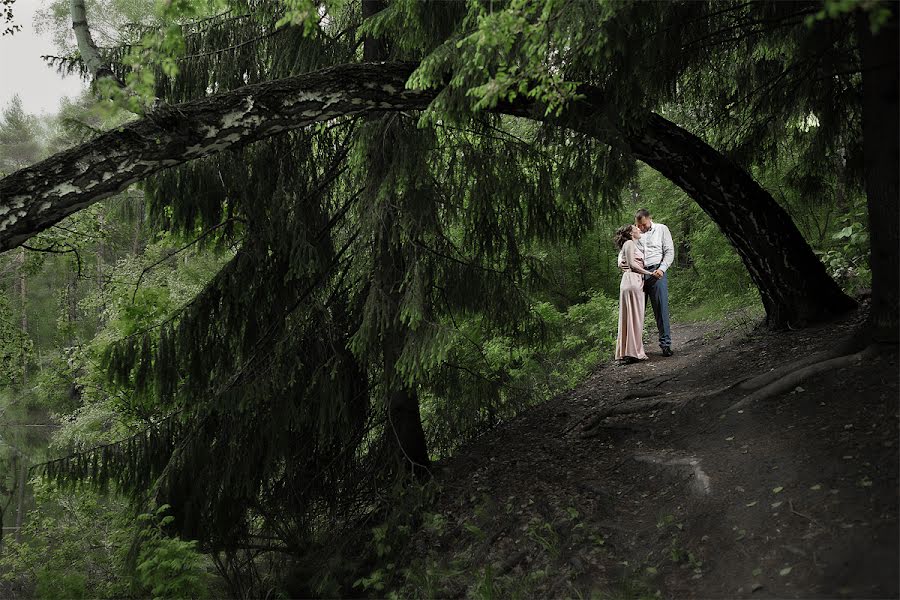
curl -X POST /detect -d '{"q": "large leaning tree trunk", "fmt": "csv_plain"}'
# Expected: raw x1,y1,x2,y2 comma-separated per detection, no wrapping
624,114,857,327
0,62,854,328
857,6,899,345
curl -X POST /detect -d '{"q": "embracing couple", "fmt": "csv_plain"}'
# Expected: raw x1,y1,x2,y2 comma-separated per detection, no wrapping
614,208,674,365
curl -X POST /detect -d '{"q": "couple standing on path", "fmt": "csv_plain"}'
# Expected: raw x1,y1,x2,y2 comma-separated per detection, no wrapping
615,208,674,364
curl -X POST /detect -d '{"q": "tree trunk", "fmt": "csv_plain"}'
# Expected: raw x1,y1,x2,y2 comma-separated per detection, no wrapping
362,0,388,62
13,454,26,543
70,0,116,82
857,6,899,344
66,269,77,343
16,247,26,386
677,215,694,270
0,63,427,253
364,2,430,474
376,203,431,474
132,194,144,255
0,62,855,328
623,114,857,327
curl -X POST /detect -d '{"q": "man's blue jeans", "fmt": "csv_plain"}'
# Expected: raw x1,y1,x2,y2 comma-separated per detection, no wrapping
643,265,671,350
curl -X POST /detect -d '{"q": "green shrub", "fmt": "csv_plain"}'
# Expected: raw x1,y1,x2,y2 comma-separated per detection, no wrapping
135,505,211,600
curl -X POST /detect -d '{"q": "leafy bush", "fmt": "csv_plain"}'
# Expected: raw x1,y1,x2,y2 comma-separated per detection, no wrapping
815,207,871,295
0,482,133,599
0,485,211,600
135,505,211,600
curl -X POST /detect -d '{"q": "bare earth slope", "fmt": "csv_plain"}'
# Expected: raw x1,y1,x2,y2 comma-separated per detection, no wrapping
405,310,899,598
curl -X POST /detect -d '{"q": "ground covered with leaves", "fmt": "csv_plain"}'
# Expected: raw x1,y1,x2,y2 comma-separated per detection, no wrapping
380,307,898,598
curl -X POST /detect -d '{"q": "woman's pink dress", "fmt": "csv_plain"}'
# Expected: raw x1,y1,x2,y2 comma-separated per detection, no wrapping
615,245,648,361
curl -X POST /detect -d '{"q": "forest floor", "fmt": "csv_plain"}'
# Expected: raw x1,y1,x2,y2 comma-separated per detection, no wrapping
399,306,899,599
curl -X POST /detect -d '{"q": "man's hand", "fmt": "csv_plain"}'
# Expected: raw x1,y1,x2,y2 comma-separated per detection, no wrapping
652,269,664,280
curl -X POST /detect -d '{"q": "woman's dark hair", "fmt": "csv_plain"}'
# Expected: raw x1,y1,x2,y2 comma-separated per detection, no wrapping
614,224,634,249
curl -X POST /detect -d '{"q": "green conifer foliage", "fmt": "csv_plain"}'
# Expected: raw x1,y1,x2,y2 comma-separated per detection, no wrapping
28,4,893,590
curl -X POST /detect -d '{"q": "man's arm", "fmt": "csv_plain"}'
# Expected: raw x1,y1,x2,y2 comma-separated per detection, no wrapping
658,224,675,273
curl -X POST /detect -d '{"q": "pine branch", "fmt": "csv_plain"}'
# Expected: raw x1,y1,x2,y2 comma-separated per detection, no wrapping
177,29,282,62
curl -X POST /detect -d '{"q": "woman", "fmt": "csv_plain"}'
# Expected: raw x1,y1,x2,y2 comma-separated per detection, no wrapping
614,224,654,364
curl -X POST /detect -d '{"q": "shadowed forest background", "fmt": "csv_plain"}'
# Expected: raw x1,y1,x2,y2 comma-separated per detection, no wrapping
0,0,896,598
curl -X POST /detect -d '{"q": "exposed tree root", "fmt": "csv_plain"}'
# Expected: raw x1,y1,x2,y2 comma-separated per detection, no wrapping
574,378,750,438
619,390,665,402
727,345,878,412
737,351,833,391
578,398,684,438
634,374,679,387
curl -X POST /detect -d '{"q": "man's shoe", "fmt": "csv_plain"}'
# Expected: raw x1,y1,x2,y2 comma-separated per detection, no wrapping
661,347,674,357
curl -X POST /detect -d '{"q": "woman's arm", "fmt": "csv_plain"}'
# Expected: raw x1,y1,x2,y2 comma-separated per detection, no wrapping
623,241,653,275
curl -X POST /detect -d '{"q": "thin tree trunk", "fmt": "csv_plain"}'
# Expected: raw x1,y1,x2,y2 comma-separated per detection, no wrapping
857,6,899,344
362,0,388,61
13,454,26,543
17,247,26,386
677,215,693,270
97,212,105,281
70,0,116,82
132,195,144,255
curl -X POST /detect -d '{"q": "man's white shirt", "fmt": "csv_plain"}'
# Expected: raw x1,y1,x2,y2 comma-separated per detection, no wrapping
636,223,675,272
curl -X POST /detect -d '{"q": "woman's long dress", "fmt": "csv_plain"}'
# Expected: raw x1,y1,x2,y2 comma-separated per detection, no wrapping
615,245,648,361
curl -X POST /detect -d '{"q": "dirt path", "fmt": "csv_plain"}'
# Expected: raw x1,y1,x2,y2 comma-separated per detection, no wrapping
403,312,899,598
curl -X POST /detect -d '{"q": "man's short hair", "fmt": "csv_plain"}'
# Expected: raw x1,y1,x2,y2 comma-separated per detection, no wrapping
635,208,651,220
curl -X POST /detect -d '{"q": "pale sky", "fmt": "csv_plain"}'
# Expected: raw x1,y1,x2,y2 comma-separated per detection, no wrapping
0,0,87,116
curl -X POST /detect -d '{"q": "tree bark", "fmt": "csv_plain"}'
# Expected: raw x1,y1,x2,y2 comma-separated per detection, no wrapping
0,61,855,327
16,247,26,386
857,7,899,344
378,238,431,473
13,454,26,543
70,0,116,82
364,3,431,473
362,0,388,62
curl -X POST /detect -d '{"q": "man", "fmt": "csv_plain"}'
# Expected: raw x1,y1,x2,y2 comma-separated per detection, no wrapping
635,208,675,356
